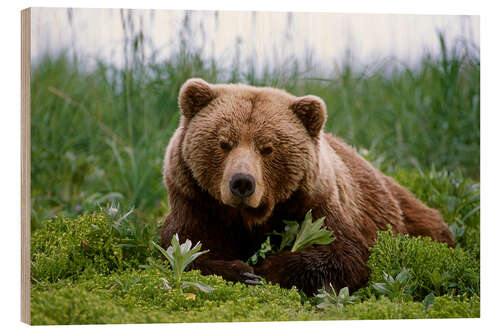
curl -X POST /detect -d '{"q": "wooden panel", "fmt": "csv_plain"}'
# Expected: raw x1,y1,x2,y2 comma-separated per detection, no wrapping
21,7,31,325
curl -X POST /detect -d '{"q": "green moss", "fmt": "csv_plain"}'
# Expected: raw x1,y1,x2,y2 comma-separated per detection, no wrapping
315,295,479,320
31,213,153,282
31,266,480,325
101,266,307,315
31,265,316,325
31,287,139,325
459,227,480,261
360,230,479,300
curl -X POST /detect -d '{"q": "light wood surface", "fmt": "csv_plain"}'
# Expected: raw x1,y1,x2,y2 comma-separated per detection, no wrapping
21,7,31,325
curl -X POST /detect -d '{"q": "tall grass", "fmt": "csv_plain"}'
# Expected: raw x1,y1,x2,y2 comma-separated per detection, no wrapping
30,12,479,229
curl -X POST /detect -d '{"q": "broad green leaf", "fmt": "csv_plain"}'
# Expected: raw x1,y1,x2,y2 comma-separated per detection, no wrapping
423,292,435,309
291,210,335,252
396,268,409,283
273,220,300,252
246,211,333,264
338,286,349,298
383,271,395,285
247,253,259,266
316,301,333,309
246,236,273,265
373,282,391,295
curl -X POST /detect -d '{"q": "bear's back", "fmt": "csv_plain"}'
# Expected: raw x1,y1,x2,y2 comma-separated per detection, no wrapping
322,133,408,243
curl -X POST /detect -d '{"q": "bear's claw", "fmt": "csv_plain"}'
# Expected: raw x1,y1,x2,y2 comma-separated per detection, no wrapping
241,272,262,280
244,279,263,285
241,272,263,285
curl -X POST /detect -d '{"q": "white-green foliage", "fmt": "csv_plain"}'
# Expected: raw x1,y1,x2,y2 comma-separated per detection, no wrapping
152,235,212,293
372,268,413,301
423,292,436,309
315,285,360,309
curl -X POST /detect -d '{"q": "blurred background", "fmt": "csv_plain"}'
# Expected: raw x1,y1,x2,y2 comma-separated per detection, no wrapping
30,8,480,231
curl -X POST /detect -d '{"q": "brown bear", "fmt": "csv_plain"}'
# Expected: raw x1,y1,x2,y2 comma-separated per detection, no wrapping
160,78,455,296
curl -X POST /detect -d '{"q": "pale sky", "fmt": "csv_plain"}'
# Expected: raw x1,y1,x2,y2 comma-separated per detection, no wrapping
31,8,479,72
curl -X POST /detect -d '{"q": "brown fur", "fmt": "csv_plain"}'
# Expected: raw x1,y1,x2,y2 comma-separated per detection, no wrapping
160,78,455,296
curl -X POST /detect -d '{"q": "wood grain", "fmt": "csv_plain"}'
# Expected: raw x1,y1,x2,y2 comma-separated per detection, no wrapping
21,7,31,325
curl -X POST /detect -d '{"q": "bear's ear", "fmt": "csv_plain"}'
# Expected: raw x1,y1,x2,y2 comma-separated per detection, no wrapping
178,78,217,120
290,95,327,137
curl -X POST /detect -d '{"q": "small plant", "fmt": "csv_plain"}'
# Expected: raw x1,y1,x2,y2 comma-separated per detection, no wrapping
110,209,155,249
100,202,157,263
247,210,335,265
113,276,142,292
290,210,335,252
423,292,435,310
100,201,128,221
152,234,213,294
272,220,300,252
315,284,359,310
373,268,413,301
247,236,272,265
426,269,460,295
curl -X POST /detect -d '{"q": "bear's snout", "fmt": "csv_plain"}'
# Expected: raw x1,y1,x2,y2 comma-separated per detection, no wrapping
220,147,264,210
230,173,255,198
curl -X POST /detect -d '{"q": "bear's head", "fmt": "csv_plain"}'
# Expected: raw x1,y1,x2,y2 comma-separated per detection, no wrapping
178,78,327,226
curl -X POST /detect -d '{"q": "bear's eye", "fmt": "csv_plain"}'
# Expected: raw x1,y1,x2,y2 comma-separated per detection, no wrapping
220,141,232,152
260,145,273,156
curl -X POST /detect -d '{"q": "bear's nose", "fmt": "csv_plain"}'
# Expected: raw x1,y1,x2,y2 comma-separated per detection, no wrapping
229,173,255,198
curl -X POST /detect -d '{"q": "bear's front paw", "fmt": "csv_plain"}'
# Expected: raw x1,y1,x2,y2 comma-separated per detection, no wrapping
254,251,301,288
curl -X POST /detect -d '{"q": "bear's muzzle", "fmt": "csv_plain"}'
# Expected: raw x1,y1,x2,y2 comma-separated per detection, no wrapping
230,173,256,198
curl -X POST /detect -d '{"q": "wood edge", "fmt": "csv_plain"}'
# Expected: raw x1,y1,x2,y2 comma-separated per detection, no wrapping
21,7,31,325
